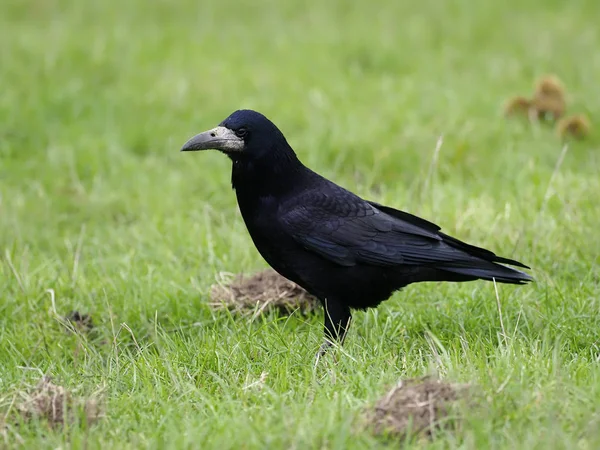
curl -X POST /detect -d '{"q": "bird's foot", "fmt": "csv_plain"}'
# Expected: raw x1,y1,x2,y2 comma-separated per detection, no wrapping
313,339,336,369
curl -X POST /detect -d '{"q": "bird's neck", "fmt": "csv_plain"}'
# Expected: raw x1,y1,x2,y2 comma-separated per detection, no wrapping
230,150,306,199
232,159,317,233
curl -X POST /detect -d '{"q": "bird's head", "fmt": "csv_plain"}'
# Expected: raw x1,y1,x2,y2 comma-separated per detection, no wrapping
180,109,295,163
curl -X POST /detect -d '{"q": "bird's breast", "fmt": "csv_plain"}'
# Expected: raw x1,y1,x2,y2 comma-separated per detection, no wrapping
237,193,283,246
236,193,305,276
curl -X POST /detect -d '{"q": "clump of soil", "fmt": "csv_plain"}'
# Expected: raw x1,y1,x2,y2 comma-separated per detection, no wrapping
532,75,566,122
64,311,94,332
557,114,591,140
503,74,592,140
209,269,320,315
504,95,535,119
365,377,470,440
11,376,103,429
504,74,566,123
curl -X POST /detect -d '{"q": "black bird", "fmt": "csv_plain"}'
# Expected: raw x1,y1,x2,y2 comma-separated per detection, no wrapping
181,110,533,356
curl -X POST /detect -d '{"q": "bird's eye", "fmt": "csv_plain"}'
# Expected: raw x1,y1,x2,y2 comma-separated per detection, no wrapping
235,128,248,138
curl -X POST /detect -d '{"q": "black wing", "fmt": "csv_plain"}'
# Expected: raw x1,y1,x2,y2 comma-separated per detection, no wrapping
367,200,530,269
278,189,478,268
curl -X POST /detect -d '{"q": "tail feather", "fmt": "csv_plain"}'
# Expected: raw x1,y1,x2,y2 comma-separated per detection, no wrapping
440,260,533,285
436,232,533,284
439,232,531,269
366,200,534,283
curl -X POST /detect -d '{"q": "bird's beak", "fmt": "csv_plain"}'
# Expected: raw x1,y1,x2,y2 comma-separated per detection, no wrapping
180,126,244,153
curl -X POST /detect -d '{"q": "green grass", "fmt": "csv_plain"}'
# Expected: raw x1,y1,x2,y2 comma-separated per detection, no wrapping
2,0,600,447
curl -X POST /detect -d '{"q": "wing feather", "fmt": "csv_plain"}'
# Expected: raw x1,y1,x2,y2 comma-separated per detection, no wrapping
279,190,459,268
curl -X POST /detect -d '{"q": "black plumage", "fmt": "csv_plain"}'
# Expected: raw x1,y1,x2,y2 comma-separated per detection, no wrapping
181,110,533,356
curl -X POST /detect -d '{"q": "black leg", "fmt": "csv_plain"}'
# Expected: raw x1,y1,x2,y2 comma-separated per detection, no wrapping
315,298,352,362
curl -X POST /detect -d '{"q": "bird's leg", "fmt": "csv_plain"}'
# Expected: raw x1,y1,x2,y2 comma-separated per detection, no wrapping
315,298,352,363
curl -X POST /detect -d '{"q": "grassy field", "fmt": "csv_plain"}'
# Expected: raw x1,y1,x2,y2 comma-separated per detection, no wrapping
1,0,600,447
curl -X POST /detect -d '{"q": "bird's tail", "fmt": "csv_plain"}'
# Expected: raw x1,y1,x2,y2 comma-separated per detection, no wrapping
437,232,534,285
439,260,533,285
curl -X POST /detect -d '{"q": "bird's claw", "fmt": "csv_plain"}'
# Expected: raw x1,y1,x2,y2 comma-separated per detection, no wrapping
313,340,335,369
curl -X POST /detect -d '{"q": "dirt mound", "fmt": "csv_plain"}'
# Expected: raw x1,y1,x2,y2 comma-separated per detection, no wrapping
209,269,320,315
503,74,592,140
64,310,94,332
557,114,591,140
10,376,103,429
366,377,469,439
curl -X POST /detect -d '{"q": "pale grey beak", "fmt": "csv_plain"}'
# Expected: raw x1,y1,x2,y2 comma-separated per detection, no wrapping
180,126,244,152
